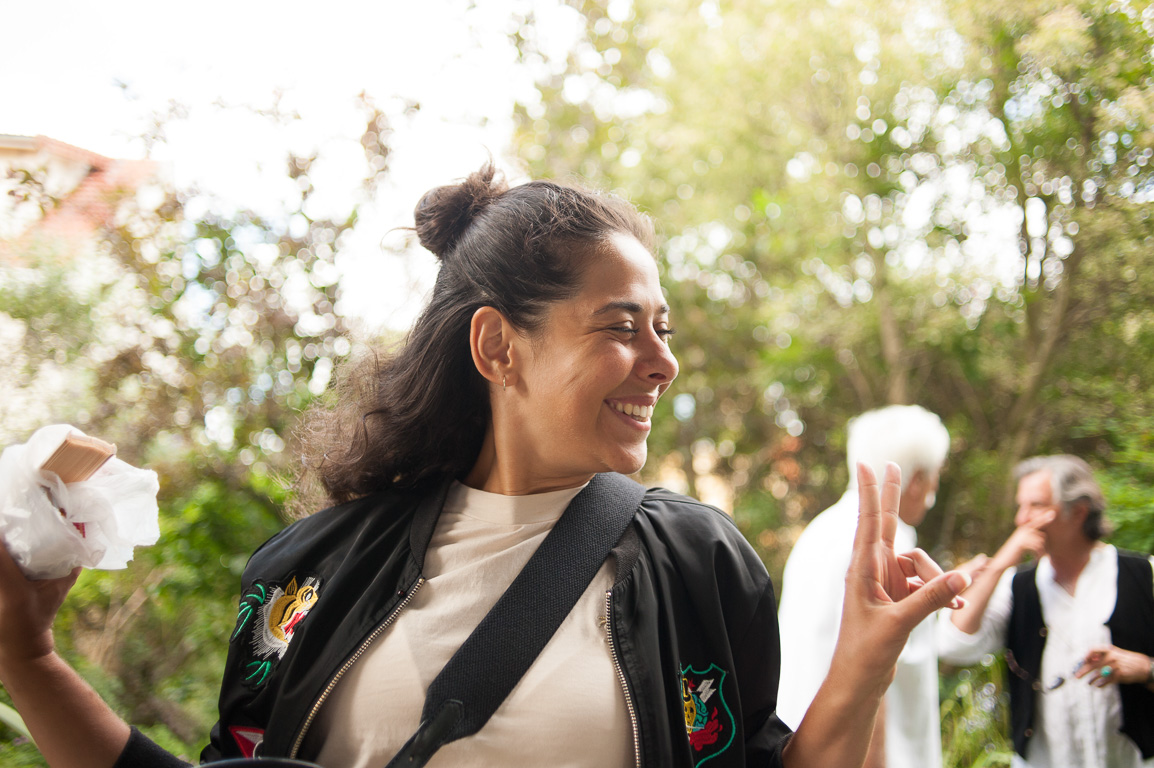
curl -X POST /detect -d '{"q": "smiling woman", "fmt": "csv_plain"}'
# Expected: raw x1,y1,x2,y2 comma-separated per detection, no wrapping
0,164,968,768
462,231,679,493
295,164,662,501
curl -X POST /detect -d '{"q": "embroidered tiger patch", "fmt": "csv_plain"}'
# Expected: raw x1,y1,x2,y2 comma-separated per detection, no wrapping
232,574,322,688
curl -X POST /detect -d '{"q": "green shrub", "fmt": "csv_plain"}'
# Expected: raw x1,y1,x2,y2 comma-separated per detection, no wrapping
941,654,1014,768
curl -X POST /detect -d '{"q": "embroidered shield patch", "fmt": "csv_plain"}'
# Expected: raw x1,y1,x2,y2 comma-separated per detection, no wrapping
680,663,736,766
232,574,322,688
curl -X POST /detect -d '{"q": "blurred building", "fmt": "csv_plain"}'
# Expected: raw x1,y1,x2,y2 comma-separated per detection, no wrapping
0,134,159,264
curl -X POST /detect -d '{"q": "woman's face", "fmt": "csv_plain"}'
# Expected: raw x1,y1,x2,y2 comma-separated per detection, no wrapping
505,232,678,488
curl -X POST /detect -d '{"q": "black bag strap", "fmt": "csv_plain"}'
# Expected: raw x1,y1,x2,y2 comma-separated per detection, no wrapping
385,472,645,768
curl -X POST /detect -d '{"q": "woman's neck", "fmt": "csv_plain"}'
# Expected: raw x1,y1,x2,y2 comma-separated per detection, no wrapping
463,430,594,495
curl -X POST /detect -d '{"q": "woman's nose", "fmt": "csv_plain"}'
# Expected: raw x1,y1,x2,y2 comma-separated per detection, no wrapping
641,331,678,384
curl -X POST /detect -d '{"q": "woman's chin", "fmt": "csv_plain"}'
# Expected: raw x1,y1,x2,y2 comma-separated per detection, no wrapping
606,446,647,477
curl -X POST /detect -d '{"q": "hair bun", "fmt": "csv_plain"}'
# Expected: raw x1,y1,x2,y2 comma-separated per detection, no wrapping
414,163,508,260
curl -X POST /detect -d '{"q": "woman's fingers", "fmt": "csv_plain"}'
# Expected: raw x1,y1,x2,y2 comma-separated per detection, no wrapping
901,548,944,582
851,461,901,556
853,462,917,601
0,539,80,665
839,461,971,688
852,462,882,557
0,541,77,595
879,462,901,552
895,549,943,580
898,549,968,609
894,569,971,627
0,539,27,584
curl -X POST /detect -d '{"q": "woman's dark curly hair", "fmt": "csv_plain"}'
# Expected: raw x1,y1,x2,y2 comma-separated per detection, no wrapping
293,163,654,511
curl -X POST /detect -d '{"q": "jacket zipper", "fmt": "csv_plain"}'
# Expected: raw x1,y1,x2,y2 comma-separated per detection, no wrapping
605,589,641,768
289,577,426,758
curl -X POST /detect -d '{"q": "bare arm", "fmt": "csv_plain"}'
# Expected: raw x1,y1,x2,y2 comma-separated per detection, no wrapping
0,545,130,768
948,511,1052,634
862,699,885,768
783,463,969,768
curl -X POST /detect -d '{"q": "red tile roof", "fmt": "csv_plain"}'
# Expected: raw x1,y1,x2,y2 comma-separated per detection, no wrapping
1,135,158,264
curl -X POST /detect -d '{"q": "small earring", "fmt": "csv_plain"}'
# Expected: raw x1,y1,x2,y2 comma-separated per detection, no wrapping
502,375,507,392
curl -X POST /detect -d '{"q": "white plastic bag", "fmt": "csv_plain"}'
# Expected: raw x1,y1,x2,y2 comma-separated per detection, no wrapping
0,425,160,579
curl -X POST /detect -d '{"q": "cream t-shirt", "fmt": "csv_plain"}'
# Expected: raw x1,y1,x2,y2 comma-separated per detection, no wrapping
304,481,634,767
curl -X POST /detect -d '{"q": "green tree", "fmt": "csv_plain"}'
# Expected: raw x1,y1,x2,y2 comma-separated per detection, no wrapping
513,0,1154,566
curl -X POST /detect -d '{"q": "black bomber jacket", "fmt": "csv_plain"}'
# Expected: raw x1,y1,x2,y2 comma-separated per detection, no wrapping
115,475,793,767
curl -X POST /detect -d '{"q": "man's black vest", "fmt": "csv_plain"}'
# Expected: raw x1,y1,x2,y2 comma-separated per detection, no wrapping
1006,551,1154,759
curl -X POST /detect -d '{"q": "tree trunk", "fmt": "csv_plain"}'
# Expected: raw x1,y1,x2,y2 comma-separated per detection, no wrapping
874,263,908,404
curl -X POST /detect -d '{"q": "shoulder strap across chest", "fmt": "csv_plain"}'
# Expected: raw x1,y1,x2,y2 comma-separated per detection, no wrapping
385,472,646,768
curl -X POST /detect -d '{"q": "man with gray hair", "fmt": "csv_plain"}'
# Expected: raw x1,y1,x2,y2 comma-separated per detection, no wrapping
777,405,951,768
939,455,1154,767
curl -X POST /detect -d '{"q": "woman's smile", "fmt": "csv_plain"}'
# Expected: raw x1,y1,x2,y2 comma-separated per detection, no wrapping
606,399,656,426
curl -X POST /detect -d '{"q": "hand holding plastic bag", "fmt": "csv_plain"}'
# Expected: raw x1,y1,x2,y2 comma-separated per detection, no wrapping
0,425,160,579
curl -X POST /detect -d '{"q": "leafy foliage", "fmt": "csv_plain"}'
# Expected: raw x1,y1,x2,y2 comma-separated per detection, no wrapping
0,98,408,760
512,0,1154,571
940,657,1014,768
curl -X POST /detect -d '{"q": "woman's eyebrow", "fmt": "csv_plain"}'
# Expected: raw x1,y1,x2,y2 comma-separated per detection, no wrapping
592,300,670,316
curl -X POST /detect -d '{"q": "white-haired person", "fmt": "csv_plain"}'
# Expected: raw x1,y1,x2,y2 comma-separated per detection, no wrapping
777,405,952,768
939,455,1154,768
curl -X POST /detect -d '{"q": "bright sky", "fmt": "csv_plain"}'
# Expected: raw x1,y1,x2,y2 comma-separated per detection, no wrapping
1,0,580,331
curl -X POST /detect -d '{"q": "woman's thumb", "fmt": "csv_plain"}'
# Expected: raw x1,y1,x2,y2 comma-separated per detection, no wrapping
900,570,970,626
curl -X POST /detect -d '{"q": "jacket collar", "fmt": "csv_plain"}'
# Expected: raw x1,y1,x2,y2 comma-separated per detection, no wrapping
408,478,453,571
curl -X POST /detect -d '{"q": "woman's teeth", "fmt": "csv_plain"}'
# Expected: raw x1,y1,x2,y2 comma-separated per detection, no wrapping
611,402,654,420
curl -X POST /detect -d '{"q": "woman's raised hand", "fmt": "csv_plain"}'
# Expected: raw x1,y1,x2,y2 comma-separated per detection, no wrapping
0,542,133,768
834,462,970,689
784,462,970,767
0,541,79,668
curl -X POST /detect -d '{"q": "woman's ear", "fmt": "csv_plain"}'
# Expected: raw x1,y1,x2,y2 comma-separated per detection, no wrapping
469,306,517,389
